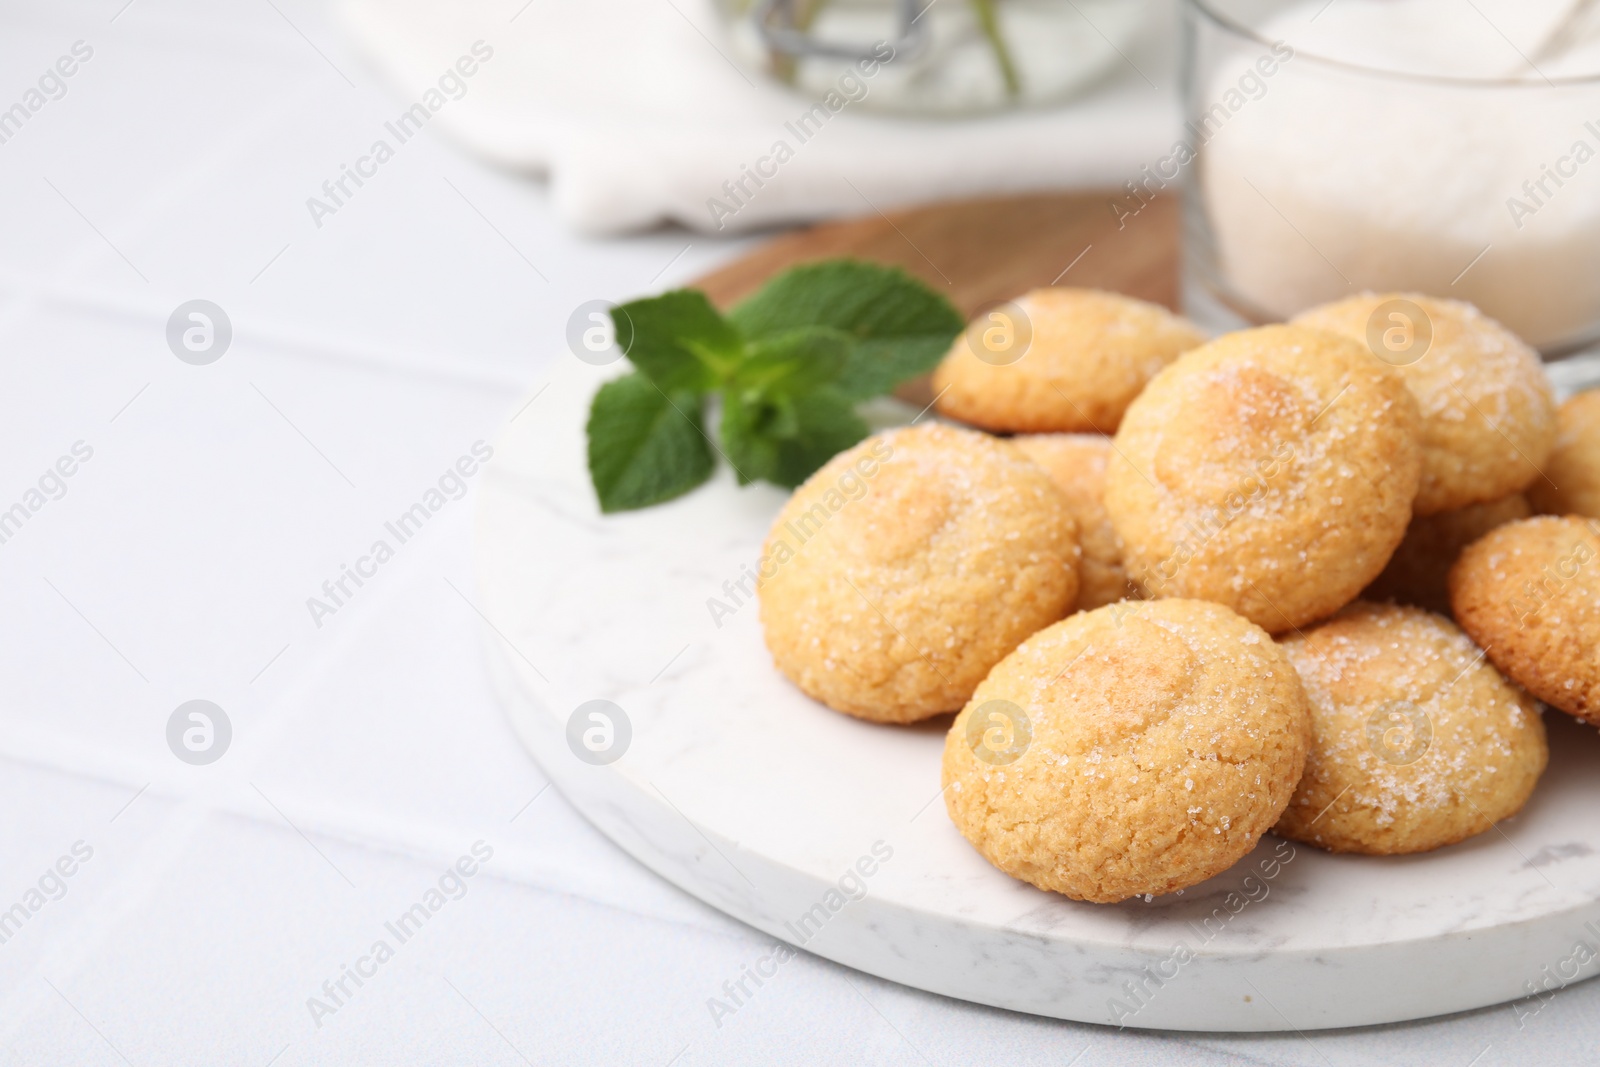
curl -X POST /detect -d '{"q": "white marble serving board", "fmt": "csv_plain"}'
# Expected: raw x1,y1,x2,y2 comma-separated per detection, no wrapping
473,355,1600,1032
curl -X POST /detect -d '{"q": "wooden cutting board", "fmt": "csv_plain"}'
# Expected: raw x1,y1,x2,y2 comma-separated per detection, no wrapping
693,191,1179,318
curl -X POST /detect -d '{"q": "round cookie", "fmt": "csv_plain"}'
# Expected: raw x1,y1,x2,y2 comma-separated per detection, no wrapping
1011,434,1131,610
1528,389,1600,519
1293,293,1557,516
932,288,1205,434
759,424,1080,723
942,598,1310,903
1104,324,1422,634
1364,494,1532,615
1276,602,1547,855
1449,516,1600,724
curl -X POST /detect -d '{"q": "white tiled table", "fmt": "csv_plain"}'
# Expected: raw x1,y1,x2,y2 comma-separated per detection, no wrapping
1,2,1595,1063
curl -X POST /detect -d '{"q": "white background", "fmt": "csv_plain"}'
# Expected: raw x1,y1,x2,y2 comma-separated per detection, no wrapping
0,1,1597,1063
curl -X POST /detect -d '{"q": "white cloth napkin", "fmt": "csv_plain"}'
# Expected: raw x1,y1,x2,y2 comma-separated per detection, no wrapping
336,0,1179,234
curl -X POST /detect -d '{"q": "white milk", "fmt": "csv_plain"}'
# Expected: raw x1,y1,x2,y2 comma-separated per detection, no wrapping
1198,0,1600,349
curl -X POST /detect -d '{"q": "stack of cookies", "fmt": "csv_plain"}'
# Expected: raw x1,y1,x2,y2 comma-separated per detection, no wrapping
758,287,1600,903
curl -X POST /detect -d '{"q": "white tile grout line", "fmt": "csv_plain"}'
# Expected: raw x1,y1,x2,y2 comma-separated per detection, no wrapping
0,35,746,400
0,770,743,1049
6,731,740,911
1,57,542,398
0,515,474,1034
30,285,535,397
0,496,738,936
31,82,327,295
0,798,216,1049
0,9,521,755
0,748,748,994
0,83,324,403
0,44,544,396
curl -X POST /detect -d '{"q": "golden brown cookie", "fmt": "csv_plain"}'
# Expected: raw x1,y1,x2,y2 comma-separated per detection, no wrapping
1364,494,1532,615
931,288,1205,434
758,424,1080,723
942,598,1310,903
1104,324,1422,634
1011,434,1131,610
1528,389,1600,519
1449,515,1600,724
1293,293,1556,516
1276,602,1547,855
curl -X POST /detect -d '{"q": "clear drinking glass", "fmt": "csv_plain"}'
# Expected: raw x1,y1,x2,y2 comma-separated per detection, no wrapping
1180,0,1600,358
713,0,1152,115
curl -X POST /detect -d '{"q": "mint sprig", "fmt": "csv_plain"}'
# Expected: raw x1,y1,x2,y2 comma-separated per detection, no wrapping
586,375,715,512
585,259,962,513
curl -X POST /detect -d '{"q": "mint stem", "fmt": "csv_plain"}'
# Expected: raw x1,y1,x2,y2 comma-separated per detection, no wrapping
970,0,1020,98
772,0,831,84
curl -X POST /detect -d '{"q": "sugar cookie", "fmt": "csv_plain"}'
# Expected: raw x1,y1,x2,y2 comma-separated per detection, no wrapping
1011,434,1130,610
942,598,1310,903
1364,494,1531,615
1294,293,1556,516
932,288,1205,434
759,424,1080,723
1449,516,1600,724
1105,324,1422,633
1528,389,1600,520
1276,602,1546,855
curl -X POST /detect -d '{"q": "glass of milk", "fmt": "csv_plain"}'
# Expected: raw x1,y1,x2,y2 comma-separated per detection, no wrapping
1179,0,1600,356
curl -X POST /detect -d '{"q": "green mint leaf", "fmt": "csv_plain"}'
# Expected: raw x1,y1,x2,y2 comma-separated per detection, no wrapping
837,336,960,401
721,379,868,489
771,388,870,489
718,394,781,487
614,290,743,393
730,326,851,400
727,260,964,400
721,327,853,486
586,373,714,512
589,260,963,511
